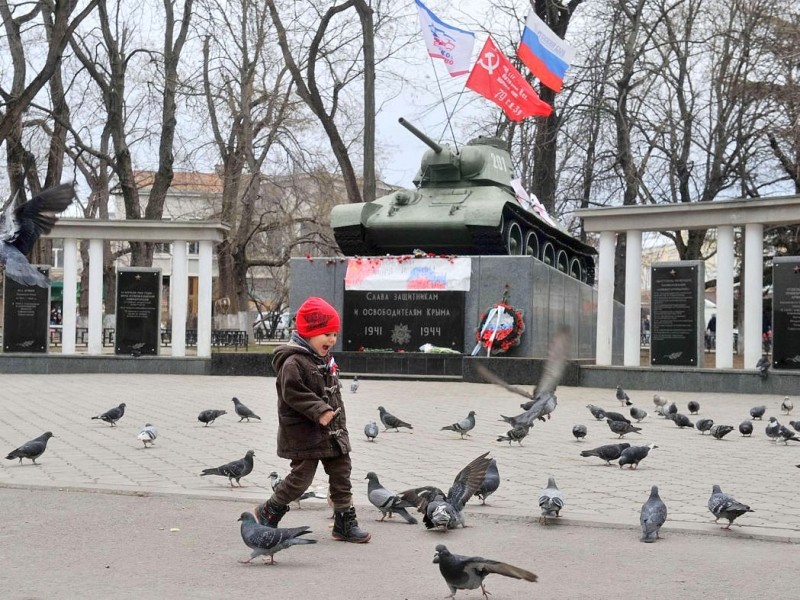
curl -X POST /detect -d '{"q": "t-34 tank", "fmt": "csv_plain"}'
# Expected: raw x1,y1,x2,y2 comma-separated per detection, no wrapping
331,118,596,284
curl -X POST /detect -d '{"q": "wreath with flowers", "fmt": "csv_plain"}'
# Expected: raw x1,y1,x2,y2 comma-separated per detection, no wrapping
473,286,526,355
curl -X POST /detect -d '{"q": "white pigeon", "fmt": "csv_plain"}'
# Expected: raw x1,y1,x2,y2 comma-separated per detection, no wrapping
350,376,360,393
538,476,564,524
137,423,158,448
781,396,793,415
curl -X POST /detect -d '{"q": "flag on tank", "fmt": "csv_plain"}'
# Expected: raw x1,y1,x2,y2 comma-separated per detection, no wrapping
415,0,475,76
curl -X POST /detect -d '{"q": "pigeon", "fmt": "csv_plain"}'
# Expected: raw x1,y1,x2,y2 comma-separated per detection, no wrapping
237,512,316,565
496,424,531,445
365,472,417,524
200,450,255,487
606,418,642,438
616,385,633,406
630,407,648,422
433,544,537,599
364,421,379,441
695,418,715,434
5,431,54,464
756,355,770,378
378,406,413,431
580,442,631,466
777,425,800,444
538,476,564,523
710,424,734,440
654,404,669,418
91,403,126,426
781,396,793,415
603,411,631,423
0,183,75,286
350,376,360,393
618,443,657,469
640,485,668,543
790,421,800,433
687,400,700,415
750,405,766,420
765,417,782,442
232,397,261,422
708,484,753,529
572,424,587,441
198,409,227,426
137,423,158,448
671,413,694,428
586,404,606,420
652,394,667,408
268,471,282,492
268,472,324,507
667,402,678,416
475,459,499,505
738,420,754,436
441,411,477,439
400,452,493,530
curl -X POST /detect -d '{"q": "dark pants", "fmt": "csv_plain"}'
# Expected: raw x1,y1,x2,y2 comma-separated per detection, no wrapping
271,453,352,511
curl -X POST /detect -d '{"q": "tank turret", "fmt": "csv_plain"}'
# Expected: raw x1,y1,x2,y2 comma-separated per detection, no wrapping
331,118,596,284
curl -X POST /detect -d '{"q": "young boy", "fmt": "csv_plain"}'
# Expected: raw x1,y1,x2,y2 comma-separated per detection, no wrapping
255,296,371,543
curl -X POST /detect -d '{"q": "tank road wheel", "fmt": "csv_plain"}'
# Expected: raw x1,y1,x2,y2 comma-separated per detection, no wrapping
542,242,556,266
569,257,583,280
556,250,569,273
524,231,539,257
503,219,524,255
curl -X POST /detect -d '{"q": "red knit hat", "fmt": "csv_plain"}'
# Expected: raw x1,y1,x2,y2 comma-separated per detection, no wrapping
295,297,341,338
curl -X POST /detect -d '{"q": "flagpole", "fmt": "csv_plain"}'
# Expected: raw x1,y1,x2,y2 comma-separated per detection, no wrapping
437,80,468,149
428,56,460,152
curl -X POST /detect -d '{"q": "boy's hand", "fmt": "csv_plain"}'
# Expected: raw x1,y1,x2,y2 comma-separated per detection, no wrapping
319,411,334,426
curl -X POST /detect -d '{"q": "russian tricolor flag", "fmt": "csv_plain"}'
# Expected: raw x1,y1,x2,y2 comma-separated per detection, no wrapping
517,10,575,93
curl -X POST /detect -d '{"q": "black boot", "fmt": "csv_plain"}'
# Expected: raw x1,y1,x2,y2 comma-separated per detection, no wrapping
332,506,371,543
254,498,289,528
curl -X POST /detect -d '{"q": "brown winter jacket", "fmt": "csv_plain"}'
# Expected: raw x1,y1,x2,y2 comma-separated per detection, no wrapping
272,341,351,460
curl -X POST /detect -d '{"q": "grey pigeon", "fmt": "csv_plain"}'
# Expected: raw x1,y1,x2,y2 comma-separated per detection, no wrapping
496,424,531,445
350,376,359,393
441,411,477,439
136,423,158,448
5,431,54,464
268,471,282,492
756,355,770,378
616,385,633,406
709,424,734,440
777,425,800,444
708,484,753,529
364,421,379,441
538,476,564,523
269,471,324,507
0,183,75,286
475,459,499,505
433,544,537,598
695,418,715,434
652,394,667,408
619,443,657,469
671,413,694,428
365,472,417,524
629,407,648,422
687,400,700,414
606,418,642,438
378,406,413,431
198,409,226,426
765,417,782,442
667,402,678,416
640,485,668,543
781,396,793,414
232,397,260,422
789,420,800,432
572,424,587,441
750,405,767,420
91,403,126,426
603,411,631,423
200,450,255,487
237,512,316,565
580,442,631,466
738,420,754,436
586,404,606,420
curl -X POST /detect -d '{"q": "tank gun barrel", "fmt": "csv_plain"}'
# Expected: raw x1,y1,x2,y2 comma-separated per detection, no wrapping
398,117,442,154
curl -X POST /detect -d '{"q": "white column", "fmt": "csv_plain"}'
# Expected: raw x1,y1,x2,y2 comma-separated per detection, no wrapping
87,238,103,355
624,230,642,366
62,238,78,355
171,240,188,357
743,223,764,369
596,230,616,365
716,226,735,369
197,240,213,358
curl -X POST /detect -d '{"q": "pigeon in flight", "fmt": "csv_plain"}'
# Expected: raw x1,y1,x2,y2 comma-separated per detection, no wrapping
232,397,261,422
781,396,793,415
709,424,734,440
756,355,770,378
708,484,753,529
496,424,531,446
197,409,227,426
475,459,499,505
441,411,476,439
433,544,537,599
137,423,158,448
91,403,126,427
580,442,631,466
630,407,648,422
350,376,360,393
687,400,700,415
0,183,75,287
378,406,413,431
616,386,633,406
619,443,657,469
640,485,667,543
572,424,587,441
365,472,417,524
5,431,54,464
738,420,753,437
695,418,714,434
750,405,766,420
400,452,492,530
200,450,255,487
237,513,316,565
606,419,641,438
538,476,564,523
586,404,606,420
364,421,379,441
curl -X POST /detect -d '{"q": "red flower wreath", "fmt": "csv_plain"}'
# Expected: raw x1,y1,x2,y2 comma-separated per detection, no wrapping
475,301,526,355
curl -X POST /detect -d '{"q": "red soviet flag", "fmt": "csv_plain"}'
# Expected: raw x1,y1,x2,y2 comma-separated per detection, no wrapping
466,36,552,121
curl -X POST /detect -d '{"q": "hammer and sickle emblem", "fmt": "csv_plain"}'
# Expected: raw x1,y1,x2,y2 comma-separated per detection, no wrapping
478,51,500,74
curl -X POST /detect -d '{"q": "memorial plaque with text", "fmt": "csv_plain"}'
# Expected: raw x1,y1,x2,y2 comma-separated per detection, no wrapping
115,268,161,355
3,266,50,353
651,263,703,366
772,258,800,369
343,291,464,351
